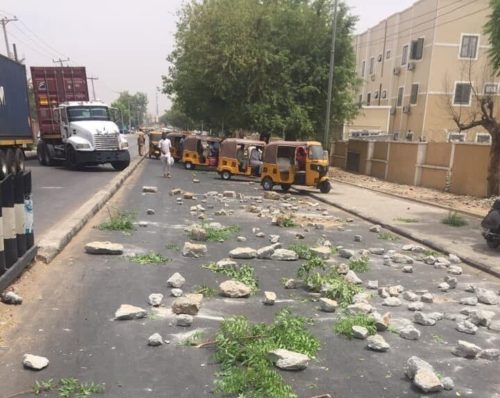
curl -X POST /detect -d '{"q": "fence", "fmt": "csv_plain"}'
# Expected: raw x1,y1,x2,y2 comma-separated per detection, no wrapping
0,171,37,291
330,140,490,197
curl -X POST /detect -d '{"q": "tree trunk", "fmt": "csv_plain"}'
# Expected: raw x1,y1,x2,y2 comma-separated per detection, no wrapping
487,131,500,196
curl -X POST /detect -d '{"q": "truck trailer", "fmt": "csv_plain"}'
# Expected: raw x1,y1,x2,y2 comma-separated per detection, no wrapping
31,66,130,170
0,54,34,177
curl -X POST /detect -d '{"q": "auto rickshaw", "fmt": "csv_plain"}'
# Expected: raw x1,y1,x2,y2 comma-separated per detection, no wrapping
261,141,331,193
148,130,163,159
181,135,221,170
217,138,266,180
166,131,191,161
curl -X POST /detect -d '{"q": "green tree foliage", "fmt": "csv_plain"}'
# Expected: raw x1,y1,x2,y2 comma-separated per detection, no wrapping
111,91,148,129
485,0,500,76
164,0,359,140
159,103,195,129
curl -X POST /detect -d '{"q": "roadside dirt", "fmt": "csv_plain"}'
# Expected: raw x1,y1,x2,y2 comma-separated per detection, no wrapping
329,167,496,217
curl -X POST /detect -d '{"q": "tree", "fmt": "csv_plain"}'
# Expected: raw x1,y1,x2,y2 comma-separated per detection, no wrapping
159,103,195,130
447,1,500,196
163,0,359,141
111,91,148,128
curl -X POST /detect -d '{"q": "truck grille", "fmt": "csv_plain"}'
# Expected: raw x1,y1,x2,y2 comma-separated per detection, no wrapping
94,134,118,151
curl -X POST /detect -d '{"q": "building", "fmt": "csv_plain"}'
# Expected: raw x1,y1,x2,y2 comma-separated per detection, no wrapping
346,0,497,143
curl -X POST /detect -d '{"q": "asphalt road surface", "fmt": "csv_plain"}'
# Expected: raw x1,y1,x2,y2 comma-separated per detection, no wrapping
26,135,139,239
0,160,499,397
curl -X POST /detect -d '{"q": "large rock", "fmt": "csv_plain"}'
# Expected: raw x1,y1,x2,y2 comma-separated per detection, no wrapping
147,293,163,307
167,272,186,288
405,356,435,380
383,297,402,307
366,334,390,352
263,291,277,305
148,333,163,346
189,225,207,241
1,291,23,305
142,186,158,193
456,320,478,335
182,242,207,258
414,312,436,326
264,191,281,200
399,325,421,340
85,241,123,255
23,354,49,370
476,288,498,305
479,348,500,361
467,309,495,327
345,270,362,285
339,248,354,259
271,249,298,261
352,325,369,339
219,280,252,298
414,368,443,393
171,294,203,315
257,243,281,259
268,349,310,370
452,340,482,358
371,312,391,331
310,246,331,259
229,247,257,259
176,314,194,327
114,304,147,320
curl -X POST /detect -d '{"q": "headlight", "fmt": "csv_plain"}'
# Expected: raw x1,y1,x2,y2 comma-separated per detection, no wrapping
119,141,129,150
75,143,91,149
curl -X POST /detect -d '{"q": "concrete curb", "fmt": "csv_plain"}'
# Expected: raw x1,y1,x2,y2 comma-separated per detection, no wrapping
306,191,500,279
330,178,487,219
36,156,145,264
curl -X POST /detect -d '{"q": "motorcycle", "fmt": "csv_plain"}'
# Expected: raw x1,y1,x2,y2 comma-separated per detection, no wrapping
481,199,500,249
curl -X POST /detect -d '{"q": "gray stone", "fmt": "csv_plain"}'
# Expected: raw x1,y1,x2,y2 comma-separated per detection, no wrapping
414,312,436,326
476,288,498,305
442,377,455,391
319,297,338,312
391,254,414,264
448,265,463,275
488,320,500,332
456,320,478,335
147,293,163,307
271,249,298,261
399,325,421,340
444,275,458,289
223,190,237,198
428,312,444,321
269,234,280,244
257,243,281,259
459,296,478,306
220,280,252,298
310,246,331,259
183,192,194,199
438,282,450,292
216,258,238,268
138,221,148,228
354,235,363,242
383,297,402,307
170,188,182,195
369,247,385,255
182,242,207,257
479,348,500,361
142,186,158,193
369,225,381,233
405,356,435,380
114,304,147,320
344,270,362,285
467,309,495,327
408,302,424,311
347,302,373,314
189,225,207,241
229,247,257,259
421,293,434,303
413,368,443,393
22,354,49,370
167,272,186,288
388,285,404,297
449,254,461,264
170,288,183,297
352,325,369,339
255,232,266,238
378,287,389,298
367,280,379,290
336,263,349,274
339,248,354,259
402,291,419,302
263,291,277,305
371,311,391,331
176,314,194,327
172,294,203,315
269,349,310,371
236,236,247,242
84,241,123,255
1,291,23,305
402,265,414,273
146,209,155,215
295,233,305,239
366,334,390,352
148,333,163,346
284,278,299,289
453,340,482,358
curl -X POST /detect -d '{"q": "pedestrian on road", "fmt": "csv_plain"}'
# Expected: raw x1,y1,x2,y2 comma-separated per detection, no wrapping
159,132,173,178
137,128,146,156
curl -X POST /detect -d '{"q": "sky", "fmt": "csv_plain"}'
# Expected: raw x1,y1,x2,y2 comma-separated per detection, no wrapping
0,0,415,117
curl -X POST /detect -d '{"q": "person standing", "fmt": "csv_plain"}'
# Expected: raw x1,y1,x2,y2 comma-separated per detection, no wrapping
137,128,146,156
159,132,173,178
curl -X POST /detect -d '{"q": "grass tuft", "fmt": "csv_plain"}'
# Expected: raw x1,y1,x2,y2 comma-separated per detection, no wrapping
98,209,135,232
33,377,105,397
288,243,313,260
192,284,218,297
348,256,370,273
378,231,399,241
334,313,377,338
190,223,241,242
394,217,419,223
165,243,180,252
128,252,170,265
182,331,205,346
275,214,297,228
441,211,468,227
202,263,258,292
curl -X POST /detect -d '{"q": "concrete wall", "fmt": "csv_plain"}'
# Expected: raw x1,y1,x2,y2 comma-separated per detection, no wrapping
331,139,490,197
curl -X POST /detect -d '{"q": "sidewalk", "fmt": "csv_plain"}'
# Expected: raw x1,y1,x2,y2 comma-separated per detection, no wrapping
307,181,500,278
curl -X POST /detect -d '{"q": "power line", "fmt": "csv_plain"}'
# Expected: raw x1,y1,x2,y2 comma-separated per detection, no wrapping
7,29,53,62
11,22,67,59
88,76,99,100
1,16,17,58
53,57,70,66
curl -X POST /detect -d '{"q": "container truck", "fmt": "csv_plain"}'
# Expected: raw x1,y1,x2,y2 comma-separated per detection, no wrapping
0,54,34,177
31,66,130,170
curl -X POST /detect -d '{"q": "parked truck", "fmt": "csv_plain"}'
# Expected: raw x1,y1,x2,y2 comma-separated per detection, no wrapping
0,54,34,177
31,66,130,170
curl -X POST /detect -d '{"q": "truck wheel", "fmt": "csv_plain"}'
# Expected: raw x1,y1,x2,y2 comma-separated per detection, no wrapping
221,170,231,180
43,142,55,166
0,150,8,178
319,180,331,194
5,148,16,175
65,146,79,169
14,148,25,173
37,142,47,166
262,177,274,191
111,160,130,171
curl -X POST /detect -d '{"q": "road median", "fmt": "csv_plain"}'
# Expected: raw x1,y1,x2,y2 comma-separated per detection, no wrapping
36,156,145,263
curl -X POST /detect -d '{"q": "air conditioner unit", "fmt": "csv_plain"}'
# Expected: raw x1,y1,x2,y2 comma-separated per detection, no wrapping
370,74,376,81
407,62,416,71
390,106,396,115
393,67,401,75
403,105,411,113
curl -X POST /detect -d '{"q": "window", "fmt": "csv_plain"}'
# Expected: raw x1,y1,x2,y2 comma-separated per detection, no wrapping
448,132,465,142
410,38,424,60
410,84,419,105
453,82,472,105
381,90,387,99
397,87,404,107
393,132,400,141
369,57,374,74
476,133,491,144
374,91,379,99
377,54,382,62
460,35,479,58
401,45,408,65
361,60,365,77
367,92,371,105
484,83,498,95
386,50,391,59
358,94,362,105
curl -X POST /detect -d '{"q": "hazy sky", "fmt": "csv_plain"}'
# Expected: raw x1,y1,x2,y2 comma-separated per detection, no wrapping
0,0,415,116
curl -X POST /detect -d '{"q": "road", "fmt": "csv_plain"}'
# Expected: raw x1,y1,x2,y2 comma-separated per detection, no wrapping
0,160,499,397
27,135,139,239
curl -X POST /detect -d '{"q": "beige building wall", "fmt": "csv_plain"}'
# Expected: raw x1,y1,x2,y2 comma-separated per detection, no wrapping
350,0,498,143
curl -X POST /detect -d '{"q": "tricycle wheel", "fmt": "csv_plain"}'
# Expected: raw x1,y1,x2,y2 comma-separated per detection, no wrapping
184,162,194,170
486,239,500,249
262,177,274,191
281,184,291,192
221,170,231,180
319,180,331,194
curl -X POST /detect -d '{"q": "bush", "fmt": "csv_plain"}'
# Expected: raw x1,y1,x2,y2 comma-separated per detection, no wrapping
98,209,135,232
442,211,468,227
348,256,370,272
288,243,313,260
128,252,170,265
334,314,377,338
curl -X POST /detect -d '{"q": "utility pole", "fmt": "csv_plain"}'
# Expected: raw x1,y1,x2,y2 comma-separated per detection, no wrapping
324,0,339,149
1,16,18,59
156,87,160,124
88,76,99,101
52,57,70,67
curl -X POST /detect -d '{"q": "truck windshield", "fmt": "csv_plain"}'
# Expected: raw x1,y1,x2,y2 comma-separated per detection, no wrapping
67,106,110,122
308,145,324,160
